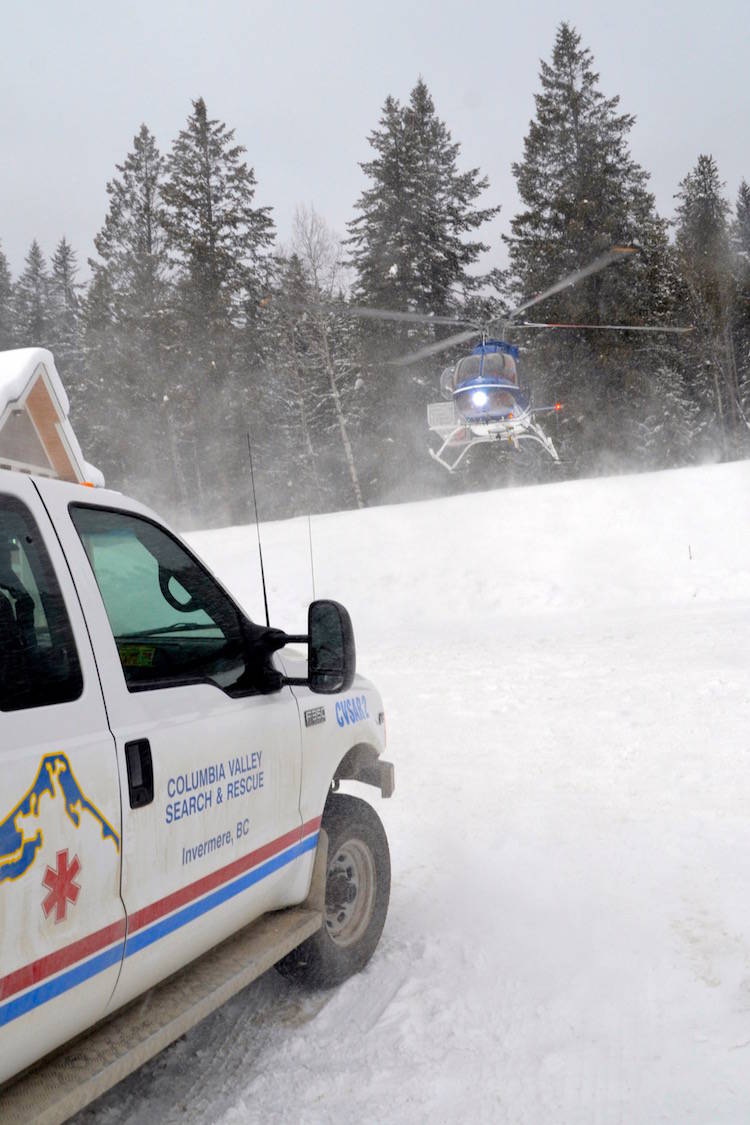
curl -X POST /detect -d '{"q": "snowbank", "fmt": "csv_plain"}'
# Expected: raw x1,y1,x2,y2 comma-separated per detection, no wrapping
76,460,750,1125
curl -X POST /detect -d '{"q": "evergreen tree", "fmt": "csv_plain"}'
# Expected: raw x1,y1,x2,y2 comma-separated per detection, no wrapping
162,97,274,374
731,180,750,425
14,241,51,346
0,242,14,350
255,251,319,515
348,79,498,314
76,267,125,489
162,98,275,523
628,360,704,468
675,155,731,298
90,124,170,358
734,180,750,257
504,23,684,470
49,237,82,378
347,79,499,500
81,125,176,506
674,154,740,454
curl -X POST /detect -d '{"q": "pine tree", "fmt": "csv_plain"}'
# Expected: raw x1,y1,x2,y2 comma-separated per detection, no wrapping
731,180,750,426
81,125,176,506
675,155,731,296
504,23,683,470
162,97,274,374
674,154,739,454
735,180,750,257
14,241,51,346
0,242,14,350
628,361,704,468
349,79,498,315
254,251,321,517
49,238,82,378
91,124,170,359
347,78,499,500
161,98,276,523
76,267,124,488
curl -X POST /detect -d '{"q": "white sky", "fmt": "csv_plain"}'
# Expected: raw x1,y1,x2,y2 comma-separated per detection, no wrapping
2,0,748,280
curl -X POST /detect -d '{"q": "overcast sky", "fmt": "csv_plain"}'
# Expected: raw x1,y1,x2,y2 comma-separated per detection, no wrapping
2,0,748,281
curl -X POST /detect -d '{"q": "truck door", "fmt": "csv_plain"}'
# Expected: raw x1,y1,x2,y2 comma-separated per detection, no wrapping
36,485,314,1009
0,473,125,1085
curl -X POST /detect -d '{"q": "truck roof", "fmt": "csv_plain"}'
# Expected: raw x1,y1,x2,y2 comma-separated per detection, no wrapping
0,348,103,486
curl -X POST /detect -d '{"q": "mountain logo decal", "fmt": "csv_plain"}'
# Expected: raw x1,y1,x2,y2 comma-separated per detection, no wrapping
0,754,120,885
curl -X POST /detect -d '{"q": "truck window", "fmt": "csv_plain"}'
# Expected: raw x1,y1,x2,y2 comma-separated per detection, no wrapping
0,494,83,711
70,505,252,695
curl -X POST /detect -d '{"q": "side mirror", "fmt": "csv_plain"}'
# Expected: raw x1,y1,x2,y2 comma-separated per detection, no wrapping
308,599,356,694
253,600,356,695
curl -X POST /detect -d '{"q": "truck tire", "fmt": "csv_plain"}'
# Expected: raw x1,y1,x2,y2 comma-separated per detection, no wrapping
277,792,391,987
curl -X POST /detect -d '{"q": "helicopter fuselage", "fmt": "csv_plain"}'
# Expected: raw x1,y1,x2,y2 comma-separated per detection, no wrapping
428,337,561,469
448,339,528,433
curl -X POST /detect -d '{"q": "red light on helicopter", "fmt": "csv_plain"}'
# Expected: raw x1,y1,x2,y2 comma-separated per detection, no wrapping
554,402,563,411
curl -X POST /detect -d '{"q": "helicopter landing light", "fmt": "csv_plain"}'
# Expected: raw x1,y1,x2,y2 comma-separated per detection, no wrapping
471,390,488,407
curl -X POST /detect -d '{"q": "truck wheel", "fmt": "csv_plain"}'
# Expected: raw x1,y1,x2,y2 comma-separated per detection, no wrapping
278,792,391,987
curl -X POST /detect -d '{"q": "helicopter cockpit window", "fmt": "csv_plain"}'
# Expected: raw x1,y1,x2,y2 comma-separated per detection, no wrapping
454,355,483,383
454,352,518,386
482,353,518,382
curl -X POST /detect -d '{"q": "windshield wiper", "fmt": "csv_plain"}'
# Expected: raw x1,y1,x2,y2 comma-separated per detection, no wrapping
120,623,221,638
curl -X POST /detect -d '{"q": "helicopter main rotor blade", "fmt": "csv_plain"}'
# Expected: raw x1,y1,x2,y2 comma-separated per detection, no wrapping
259,293,476,329
505,246,638,321
518,321,694,334
348,305,478,328
390,327,481,367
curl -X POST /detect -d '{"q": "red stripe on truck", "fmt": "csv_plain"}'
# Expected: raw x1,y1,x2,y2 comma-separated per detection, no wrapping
0,816,322,1004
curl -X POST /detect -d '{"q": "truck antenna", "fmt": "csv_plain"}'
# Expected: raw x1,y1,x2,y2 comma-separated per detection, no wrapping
307,513,316,602
246,432,270,627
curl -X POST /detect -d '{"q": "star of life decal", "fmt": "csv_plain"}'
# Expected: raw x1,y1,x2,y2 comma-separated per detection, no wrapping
42,849,81,923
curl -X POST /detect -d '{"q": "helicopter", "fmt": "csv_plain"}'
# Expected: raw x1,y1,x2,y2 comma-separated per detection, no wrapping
350,246,693,472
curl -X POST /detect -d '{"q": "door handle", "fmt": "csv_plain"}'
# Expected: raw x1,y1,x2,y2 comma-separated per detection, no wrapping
125,739,154,809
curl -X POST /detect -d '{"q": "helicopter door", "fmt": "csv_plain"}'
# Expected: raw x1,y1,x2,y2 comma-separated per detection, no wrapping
440,367,454,399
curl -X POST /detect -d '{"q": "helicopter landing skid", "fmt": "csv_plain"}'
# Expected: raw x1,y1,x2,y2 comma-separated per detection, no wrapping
429,421,559,472
428,442,474,472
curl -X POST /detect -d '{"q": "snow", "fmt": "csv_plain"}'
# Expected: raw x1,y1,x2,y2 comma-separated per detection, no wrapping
0,347,104,486
74,460,750,1124
0,348,73,417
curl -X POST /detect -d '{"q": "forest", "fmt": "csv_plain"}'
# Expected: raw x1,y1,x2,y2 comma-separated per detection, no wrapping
1,23,748,527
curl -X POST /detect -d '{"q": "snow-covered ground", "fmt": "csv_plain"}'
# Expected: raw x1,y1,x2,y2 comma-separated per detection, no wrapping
77,460,750,1124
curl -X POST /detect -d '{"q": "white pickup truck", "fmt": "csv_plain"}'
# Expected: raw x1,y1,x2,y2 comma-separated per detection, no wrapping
0,349,394,1124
